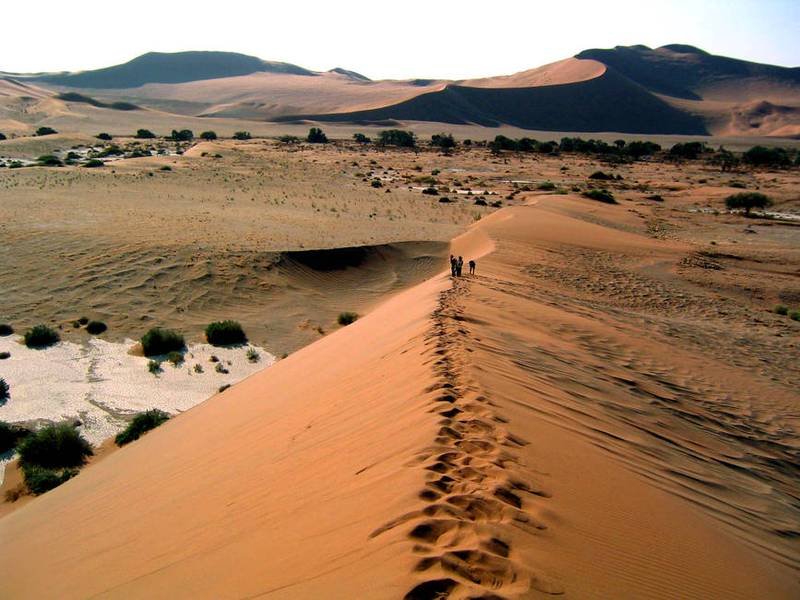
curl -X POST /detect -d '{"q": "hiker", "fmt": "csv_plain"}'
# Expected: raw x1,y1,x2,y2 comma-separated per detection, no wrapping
450,255,457,277
456,256,464,277
469,259,476,275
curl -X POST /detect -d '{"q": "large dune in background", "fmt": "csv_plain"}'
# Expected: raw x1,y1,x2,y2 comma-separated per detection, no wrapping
461,58,605,89
1,196,797,599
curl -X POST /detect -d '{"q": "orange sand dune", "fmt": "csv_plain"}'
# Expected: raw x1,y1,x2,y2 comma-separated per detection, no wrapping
1,200,798,598
461,58,606,89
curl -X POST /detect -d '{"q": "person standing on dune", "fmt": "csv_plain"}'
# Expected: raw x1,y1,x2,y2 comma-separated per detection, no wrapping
469,259,476,275
450,255,457,277
457,256,464,277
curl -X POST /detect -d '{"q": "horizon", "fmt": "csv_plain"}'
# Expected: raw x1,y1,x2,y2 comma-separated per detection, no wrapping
3,0,798,79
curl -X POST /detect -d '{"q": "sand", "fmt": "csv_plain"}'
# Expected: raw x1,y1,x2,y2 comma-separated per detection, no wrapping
1,148,798,596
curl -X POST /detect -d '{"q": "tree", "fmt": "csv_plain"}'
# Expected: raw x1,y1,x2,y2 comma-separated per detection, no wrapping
307,127,328,143
200,131,217,140
377,129,416,148
725,192,771,216
0,132,7,141
353,133,370,144
742,145,791,168
614,139,626,149
96,132,112,141
135,128,156,139
431,133,455,149
35,126,57,136
669,141,705,160
233,131,252,140
169,129,194,141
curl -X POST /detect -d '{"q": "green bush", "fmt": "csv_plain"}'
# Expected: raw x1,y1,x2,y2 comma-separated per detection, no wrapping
278,134,299,144
353,133,370,144
0,351,10,360
160,165,172,171
22,464,77,495
167,351,184,366
742,146,791,168
338,312,358,326
205,320,247,346
307,127,328,143
200,131,217,140
17,423,93,469
96,133,112,141
115,409,170,446
371,179,383,188
774,305,789,315
537,181,556,191
246,347,260,363
37,155,63,167
169,129,193,141
86,320,107,334
422,187,439,195
24,324,60,348
431,133,455,149
0,421,31,454
790,310,800,322
84,159,104,168
35,126,57,136
0,378,8,401
588,171,614,180
725,192,771,216
233,131,252,140
583,189,617,204
140,327,185,356
147,359,162,375
0,323,13,336
135,128,156,139
377,129,416,148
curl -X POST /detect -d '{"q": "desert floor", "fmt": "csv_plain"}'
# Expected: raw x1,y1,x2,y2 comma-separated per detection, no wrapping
1,138,799,598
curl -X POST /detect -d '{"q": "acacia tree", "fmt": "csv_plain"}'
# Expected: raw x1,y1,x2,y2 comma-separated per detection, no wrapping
725,192,771,216
307,127,328,143
200,131,217,140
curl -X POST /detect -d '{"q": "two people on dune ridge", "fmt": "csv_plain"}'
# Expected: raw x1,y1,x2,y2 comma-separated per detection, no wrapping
450,255,476,277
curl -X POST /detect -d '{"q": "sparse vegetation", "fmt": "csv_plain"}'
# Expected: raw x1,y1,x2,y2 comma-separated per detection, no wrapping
790,310,800,322
84,159,104,168
725,192,771,216
338,312,358,325
140,327,185,356
115,409,170,446
35,127,57,136
215,362,229,374
169,129,194,142
0,378,8,402
147,359,162,375
21,464,78,495
86,321,107,335
166,351,184,366
233,131,252,140
742,146,791,168
135,128,156,139
17,423,93,470
774,305,789,315
583,189,617,204
669,141,705,160
537,181,556,191
431,133,456,149
37,155,63,167
353,133,371,144
160,165,172,171
200,131,218,140
246,347,260,363
24,325,60,348
0,323,13,336
96,132,112,141
307,127,328,144
205,320,247,346
377,129,416,148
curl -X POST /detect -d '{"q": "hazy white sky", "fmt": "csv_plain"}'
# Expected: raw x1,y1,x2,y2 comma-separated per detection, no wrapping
3,0,798,79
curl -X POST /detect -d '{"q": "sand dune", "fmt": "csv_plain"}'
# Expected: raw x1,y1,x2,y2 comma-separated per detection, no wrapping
1,193,797,598
461,57,606,89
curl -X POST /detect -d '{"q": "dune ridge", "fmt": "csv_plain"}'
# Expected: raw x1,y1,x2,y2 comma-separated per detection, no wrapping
2,196,798,598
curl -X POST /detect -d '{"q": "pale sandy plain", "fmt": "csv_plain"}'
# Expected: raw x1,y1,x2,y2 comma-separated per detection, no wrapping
0,137,798,597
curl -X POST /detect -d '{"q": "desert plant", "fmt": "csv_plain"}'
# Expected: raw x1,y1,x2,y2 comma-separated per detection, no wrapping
371,179,383,188
742,146,791,168
85,321,107,335
537,181,556,191
37,155,63,167
84,159,104,168
669,141,705,160
160,165,172,171
199,131,217,140
353,133,370,144
135,128,156,139
422,187,439,195
22,464,77,495
377,129,416,148
583,189,617,204
246,347,260,363
431,133,456,149
646,194,664,201
193,363,204,373
169,129,193,141
0,132,6,140
35,126,57,136
24,324,60,348
307,127,328,143
218,384,231,393
205,320,247,346
0,378,8,402
114,409,170,446
790,310,800,322
215,362,229,374
141,328,185,356
0,352,10,360
147,359,162,375
774,305,789,315
588,170,614,180
0,421,31,454
338,312,358,326
725,192,771,216
96,132,112,141
0,323,13,336
233,131,252,140
17,423,92,470
166,351,184,366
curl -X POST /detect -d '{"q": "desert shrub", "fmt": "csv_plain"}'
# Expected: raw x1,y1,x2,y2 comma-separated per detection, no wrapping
583,189,617,204
0,352,10,360
135,128,156,139
647,194,664,201
35,127,57,136
218,384,231,393
140,327,185,356
0,378,8,403
729,181,746,189
114,409,170,446
84,159,104,168
205,320,247,346
24,324,60,348
199,130,217,140
215,362,229,374
77,316,88,325
307,127,328,143
0,323,13,336
96,145,123,157
233,131,252,140
537,181,556,190
725,192,771,215
160,165,172,171
377,129,416,148
431,133,456,149
774,305,789,315
169,129,193,141
742,146,791,168
790,310,800,321
669,141,705,160
22,464,77,495
353,133,371,144
338,312,358,325
0,421,31,454
246,347,260,363
96,132,112,141
37,155,63,167
17,423,92,470
147,359,162,375
422,187,439,195
0,132,6,141
166,351,184,366
277,134,299,143
588,171,614,180
474,198,488,206
371,179,383,188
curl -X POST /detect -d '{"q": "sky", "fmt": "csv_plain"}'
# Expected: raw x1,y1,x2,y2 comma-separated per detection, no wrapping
3,0,798,79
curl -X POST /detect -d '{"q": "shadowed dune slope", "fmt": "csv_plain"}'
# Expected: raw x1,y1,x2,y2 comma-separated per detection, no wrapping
1,201,797,598
276,69,708,134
